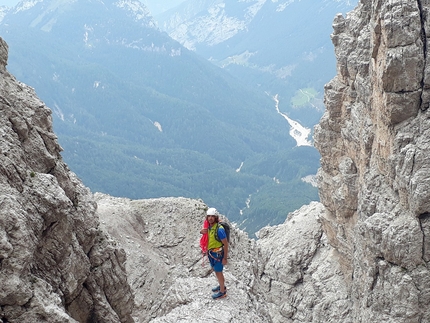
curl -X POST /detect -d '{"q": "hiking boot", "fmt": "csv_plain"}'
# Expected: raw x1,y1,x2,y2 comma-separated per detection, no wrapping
212,286,227,292
212,291,227,300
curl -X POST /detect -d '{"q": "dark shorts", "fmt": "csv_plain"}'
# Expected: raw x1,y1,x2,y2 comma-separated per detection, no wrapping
208,250,224,272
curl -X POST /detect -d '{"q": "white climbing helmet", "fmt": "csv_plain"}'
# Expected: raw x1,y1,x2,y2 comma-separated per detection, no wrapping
206,207,218,216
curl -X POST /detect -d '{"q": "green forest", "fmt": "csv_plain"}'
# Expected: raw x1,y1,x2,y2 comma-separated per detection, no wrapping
1,0,322,235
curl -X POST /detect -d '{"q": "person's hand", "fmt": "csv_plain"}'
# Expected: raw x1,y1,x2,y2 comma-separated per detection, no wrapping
222,258,227,265
200,229,208,234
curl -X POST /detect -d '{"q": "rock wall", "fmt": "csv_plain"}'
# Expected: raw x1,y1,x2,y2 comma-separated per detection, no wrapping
254,202,350,322
94,193,271,323
3,0,430,322
0,37,134,323
315,0,430,322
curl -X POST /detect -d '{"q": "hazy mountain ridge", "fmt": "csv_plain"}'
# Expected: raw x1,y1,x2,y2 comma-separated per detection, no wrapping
0,7,8,21
5,0,156,37
158,0,263,50
157,0,357,128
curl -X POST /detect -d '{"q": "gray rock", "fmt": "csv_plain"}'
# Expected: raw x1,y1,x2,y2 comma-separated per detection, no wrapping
315,0,430,321
3,0,430,321
0,36,134,323
94,193,271,323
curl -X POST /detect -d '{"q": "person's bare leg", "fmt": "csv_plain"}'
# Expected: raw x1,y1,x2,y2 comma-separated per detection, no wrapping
215,271,225,293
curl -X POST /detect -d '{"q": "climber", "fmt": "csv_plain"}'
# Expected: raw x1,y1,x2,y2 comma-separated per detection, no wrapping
200,207,229,299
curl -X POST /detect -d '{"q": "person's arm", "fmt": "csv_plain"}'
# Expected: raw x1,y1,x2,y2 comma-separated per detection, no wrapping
200,219,209,234
221,237,228,265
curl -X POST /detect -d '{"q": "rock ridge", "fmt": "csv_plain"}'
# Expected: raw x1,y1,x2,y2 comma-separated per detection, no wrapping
2,0,430,322
0,37,134,323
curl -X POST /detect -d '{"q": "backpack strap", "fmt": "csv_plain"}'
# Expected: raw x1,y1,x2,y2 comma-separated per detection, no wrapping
214,223,225,244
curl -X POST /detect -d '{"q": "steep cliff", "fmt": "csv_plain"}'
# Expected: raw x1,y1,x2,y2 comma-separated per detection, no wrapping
0,37,134,323
315,0,430,321
247,1,430,321
2,0,430,322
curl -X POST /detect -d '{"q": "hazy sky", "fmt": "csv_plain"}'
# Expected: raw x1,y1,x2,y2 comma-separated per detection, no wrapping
2,0,188,14
2,0,19,7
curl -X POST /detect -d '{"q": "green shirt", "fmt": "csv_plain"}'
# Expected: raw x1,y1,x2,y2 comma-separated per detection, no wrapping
207,224,224,250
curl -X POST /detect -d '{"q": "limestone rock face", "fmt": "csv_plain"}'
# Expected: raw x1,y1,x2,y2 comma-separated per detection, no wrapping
3,0,430,321
95,193,271,323
255,202,350,323
93,194,352,323
95,193,350,323
0,37,134,323
315,0,430,322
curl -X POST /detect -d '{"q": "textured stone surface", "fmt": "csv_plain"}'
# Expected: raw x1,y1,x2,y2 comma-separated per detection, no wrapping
95,195,350,323
255,202,350,323
0,36,134,323
315,0,430,322
3,0,430,321
95,193,271,323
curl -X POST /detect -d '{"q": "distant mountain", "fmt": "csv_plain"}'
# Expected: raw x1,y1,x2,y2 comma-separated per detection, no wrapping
0,6,9,20
0,0,319,235
141,0,186,15
157,0,357,126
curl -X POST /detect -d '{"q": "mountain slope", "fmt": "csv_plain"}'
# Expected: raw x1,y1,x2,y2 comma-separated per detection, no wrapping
0,0,319,234
157,0,357,126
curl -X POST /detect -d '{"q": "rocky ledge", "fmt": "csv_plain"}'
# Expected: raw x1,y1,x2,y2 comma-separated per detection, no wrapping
2,0,430,322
